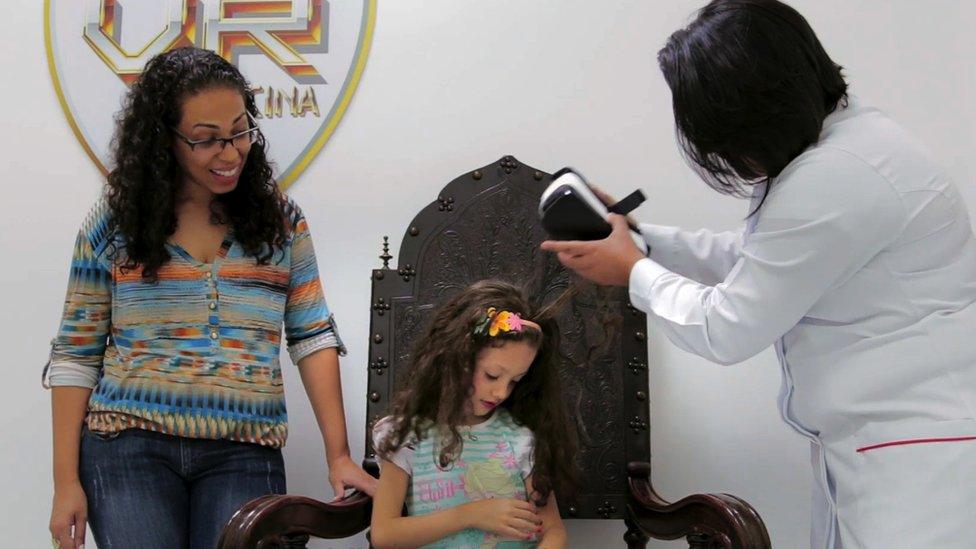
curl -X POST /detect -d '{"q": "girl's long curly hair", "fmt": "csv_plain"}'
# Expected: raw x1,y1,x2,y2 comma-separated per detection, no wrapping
376,280,580,506
106,47,286,279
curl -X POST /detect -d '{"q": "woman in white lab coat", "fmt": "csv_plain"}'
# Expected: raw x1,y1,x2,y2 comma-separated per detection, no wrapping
542,1,976,547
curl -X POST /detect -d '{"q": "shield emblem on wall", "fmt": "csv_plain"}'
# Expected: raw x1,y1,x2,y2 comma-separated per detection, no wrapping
45,0,375,190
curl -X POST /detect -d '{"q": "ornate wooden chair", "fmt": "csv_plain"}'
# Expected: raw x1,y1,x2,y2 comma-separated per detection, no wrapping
218,156,770,548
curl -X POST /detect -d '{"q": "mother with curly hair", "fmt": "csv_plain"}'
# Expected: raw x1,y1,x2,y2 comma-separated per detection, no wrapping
45,47,375,549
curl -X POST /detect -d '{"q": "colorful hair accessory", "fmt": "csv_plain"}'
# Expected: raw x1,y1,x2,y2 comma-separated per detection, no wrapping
474,307,525,337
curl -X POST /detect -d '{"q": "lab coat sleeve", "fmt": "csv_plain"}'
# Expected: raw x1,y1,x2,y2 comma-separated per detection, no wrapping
629,148,906,365
639,224,745,285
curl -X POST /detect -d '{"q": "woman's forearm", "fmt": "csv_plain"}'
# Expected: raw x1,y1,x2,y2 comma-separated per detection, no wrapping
297,348,351,462
51,387,92,487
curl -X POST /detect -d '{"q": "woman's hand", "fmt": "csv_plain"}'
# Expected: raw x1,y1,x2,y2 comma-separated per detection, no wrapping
590,185,617,207
590,185,639,228
466,498,542,541
541,214,646,286
50,480,87,549
328,454,378,500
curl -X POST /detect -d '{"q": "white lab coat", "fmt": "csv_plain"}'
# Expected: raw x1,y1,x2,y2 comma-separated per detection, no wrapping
630,98,976,548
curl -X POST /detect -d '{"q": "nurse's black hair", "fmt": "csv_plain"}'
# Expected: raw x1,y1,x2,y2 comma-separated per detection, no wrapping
658,0,848,210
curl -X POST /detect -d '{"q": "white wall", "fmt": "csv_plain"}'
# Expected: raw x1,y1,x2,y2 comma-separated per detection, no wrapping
2,1,973,547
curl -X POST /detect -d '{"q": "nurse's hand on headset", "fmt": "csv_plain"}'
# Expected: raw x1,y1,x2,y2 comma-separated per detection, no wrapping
588,186,639,229
541,213,645,287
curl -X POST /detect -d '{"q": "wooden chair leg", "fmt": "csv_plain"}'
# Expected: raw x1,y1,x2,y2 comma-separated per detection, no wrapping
280,533,310,548
625,516,650,548
688,532,716,548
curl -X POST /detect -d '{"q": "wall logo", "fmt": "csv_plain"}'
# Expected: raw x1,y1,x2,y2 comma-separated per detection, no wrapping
45,0,375,189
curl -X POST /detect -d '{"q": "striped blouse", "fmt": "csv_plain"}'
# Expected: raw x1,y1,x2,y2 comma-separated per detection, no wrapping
372,410,536,548
44,197,344,448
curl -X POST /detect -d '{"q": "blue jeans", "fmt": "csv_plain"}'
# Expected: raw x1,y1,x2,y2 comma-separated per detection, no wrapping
79,427,286,549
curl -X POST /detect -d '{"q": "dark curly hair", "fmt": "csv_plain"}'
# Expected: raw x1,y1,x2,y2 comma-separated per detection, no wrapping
658,0,849,209
376,280,580,506
106,47,286,279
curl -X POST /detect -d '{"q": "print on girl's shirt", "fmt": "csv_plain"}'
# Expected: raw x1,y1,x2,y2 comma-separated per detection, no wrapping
465,460,521,499
375,409,537,547
415,477,466,502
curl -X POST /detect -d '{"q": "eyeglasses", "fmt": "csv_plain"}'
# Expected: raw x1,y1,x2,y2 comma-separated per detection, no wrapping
172,112,262,155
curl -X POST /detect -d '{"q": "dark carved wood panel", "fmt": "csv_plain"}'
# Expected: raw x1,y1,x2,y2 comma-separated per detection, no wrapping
366,156,651,520
218,157,769,549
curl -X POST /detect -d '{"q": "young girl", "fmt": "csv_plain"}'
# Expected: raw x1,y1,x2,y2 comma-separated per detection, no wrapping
370,280,578,549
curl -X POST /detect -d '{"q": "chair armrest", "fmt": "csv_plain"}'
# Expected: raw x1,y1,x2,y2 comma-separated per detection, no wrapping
217,490,373,548
626,462,770,549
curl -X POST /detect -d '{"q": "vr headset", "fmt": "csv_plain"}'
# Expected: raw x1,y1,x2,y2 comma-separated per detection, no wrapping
539,167,646,249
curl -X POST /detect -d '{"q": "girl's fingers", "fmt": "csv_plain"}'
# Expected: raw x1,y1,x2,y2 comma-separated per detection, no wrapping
509,516,541,533
502,525,535,540
509,499,536,511
507,514,542,531
511,508,542,524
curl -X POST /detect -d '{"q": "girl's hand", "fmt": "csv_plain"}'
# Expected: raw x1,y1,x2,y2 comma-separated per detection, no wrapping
50,480,87,549
328,454,378,500
467,498,542,540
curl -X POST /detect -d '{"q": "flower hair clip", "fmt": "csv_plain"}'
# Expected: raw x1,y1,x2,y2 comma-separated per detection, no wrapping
473,307,525,337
